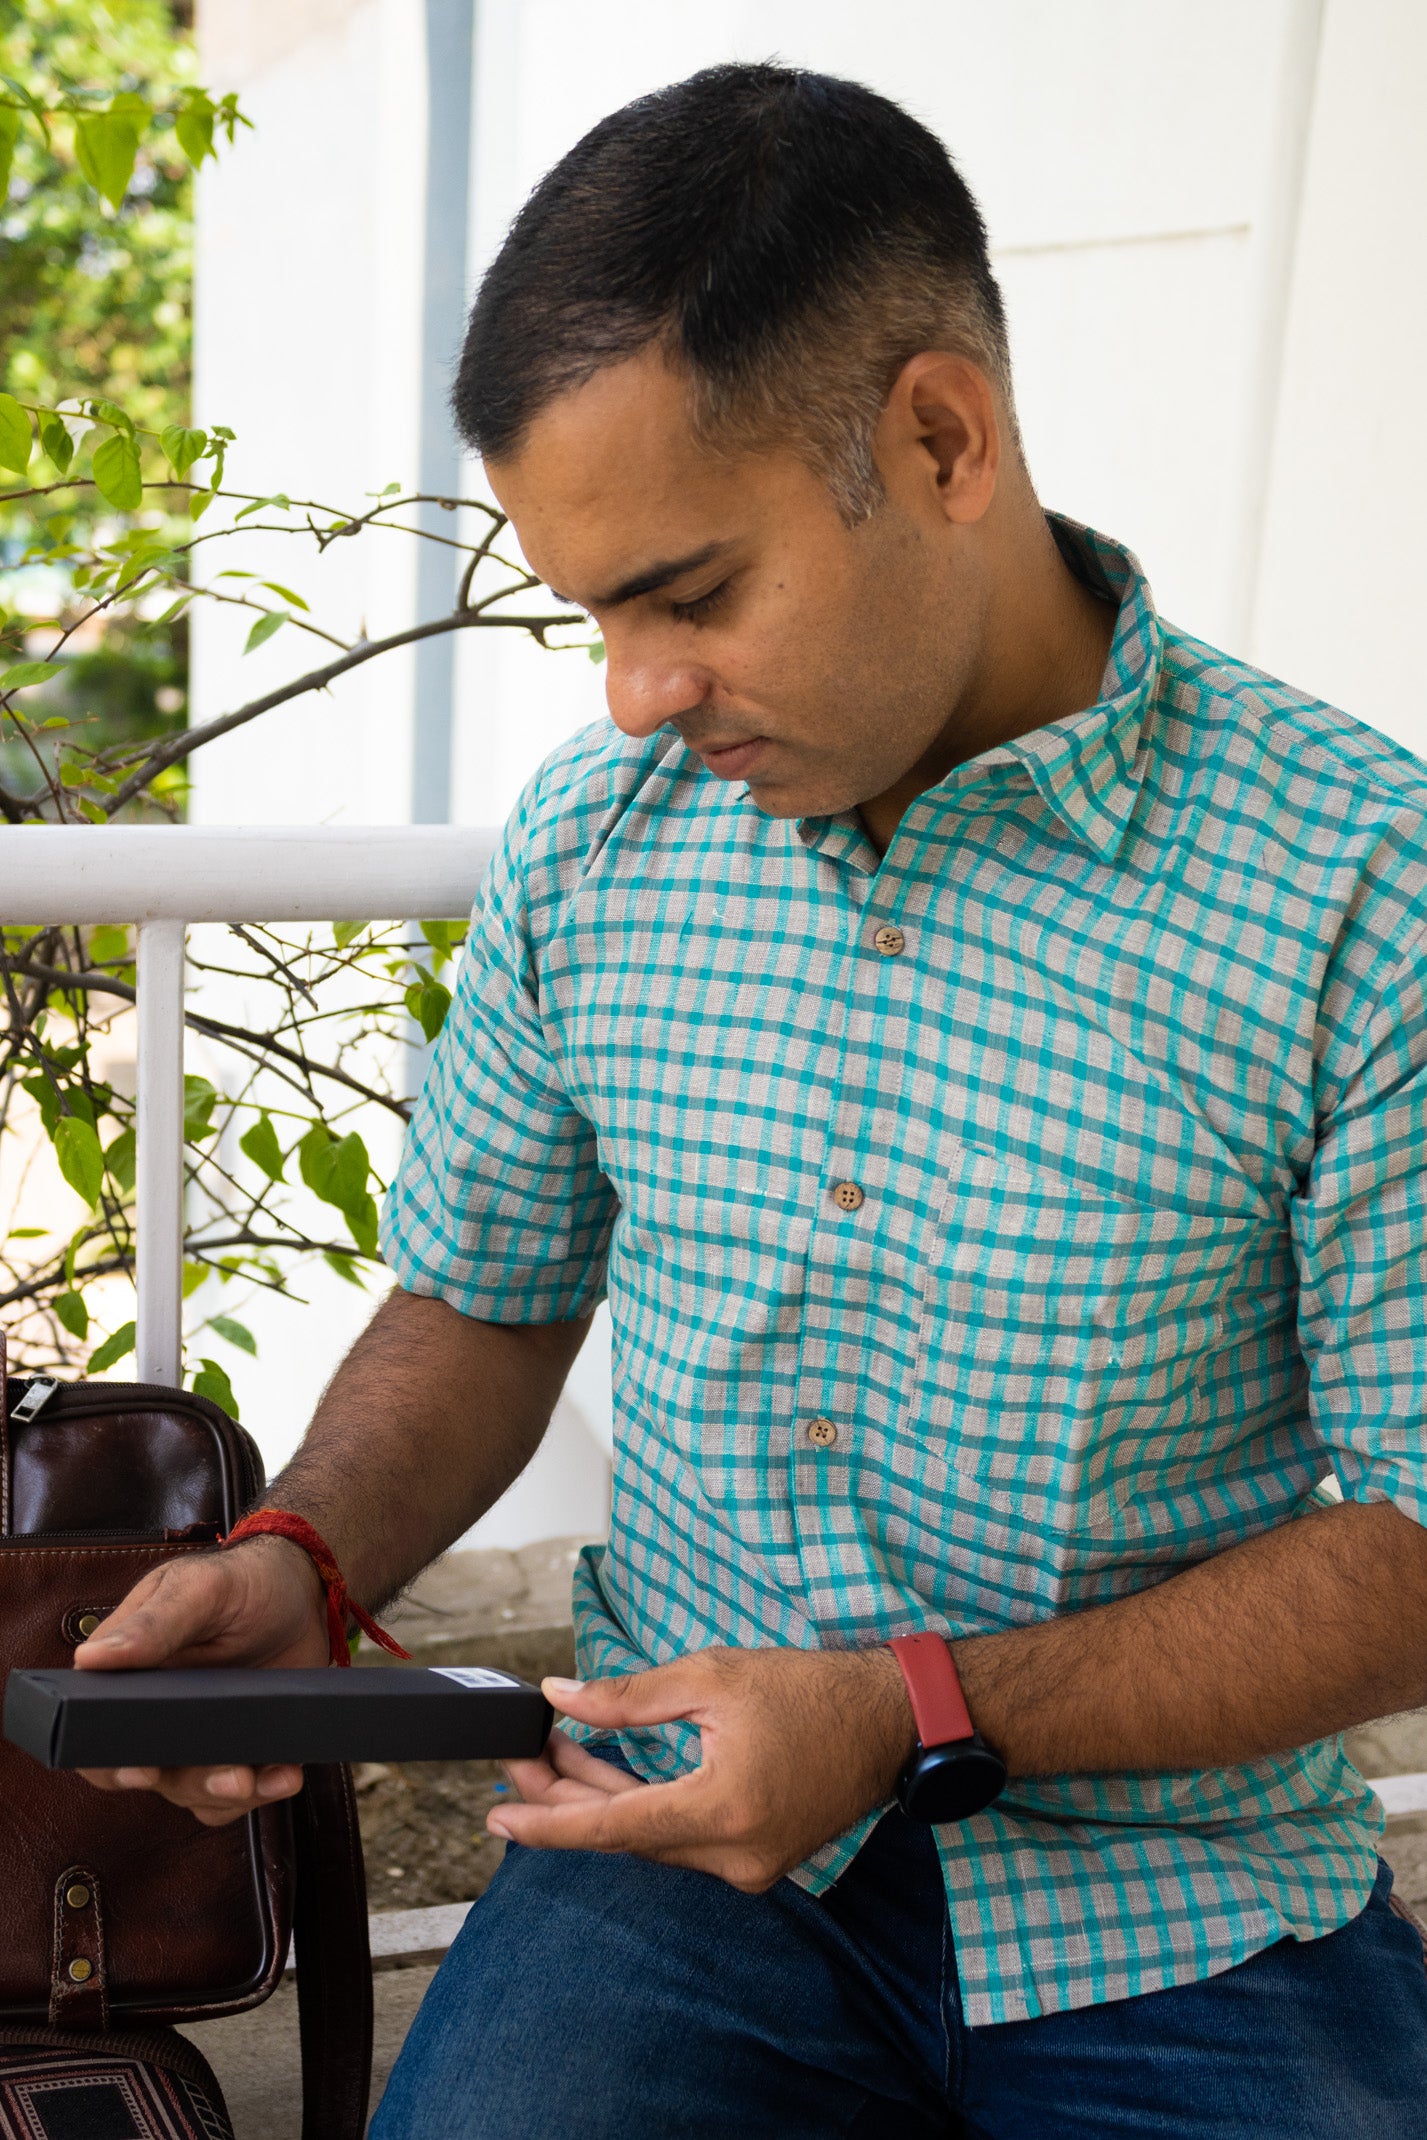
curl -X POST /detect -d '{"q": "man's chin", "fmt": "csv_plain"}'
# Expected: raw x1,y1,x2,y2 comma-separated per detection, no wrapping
743,775,866,822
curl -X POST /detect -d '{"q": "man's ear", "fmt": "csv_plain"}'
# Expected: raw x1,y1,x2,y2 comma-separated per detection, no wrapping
875,350,1001,527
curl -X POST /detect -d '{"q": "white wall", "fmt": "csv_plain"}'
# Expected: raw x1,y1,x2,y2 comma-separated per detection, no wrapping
192,0,1426,1535
190,0,426,827
1250,0,1427,750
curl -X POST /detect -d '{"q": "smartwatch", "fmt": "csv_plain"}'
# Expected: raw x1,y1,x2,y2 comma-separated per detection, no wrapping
888,1631,1007,1822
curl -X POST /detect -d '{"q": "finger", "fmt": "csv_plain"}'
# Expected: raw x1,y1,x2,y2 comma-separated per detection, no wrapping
503,1726,647,1806
541,1656,722,1734
77,1765,161,1793
488,1773,706,1856
79,1762,302,1815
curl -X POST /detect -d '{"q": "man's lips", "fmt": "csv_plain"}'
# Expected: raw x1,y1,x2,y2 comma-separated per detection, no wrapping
691,736,768,780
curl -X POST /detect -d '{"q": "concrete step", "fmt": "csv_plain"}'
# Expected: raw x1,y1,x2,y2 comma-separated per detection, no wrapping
354,1534,595,1684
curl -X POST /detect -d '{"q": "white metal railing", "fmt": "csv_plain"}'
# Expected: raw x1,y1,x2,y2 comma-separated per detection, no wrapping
0,825,497,1384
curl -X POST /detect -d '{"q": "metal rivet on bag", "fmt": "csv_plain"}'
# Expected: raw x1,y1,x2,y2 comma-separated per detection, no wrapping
66,1884,91,1910
77,1613,101,1638
68,1959,93,1982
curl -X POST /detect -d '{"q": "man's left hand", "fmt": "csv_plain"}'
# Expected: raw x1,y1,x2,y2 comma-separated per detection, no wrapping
488,1645,917,1892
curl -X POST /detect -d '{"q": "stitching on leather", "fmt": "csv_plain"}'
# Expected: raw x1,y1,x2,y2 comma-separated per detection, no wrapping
49,1862,109,2030
0,1543,210,1559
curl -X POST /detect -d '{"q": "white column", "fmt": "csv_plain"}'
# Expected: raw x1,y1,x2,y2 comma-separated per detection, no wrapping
135,919,186,1388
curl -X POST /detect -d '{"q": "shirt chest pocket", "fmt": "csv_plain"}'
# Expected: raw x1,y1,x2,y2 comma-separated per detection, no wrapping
913,1139,1272,1538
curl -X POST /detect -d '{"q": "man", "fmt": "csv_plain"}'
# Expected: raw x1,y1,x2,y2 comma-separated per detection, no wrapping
78,63,1427,2136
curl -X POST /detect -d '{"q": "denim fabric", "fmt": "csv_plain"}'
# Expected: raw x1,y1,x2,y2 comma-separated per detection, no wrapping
370,1811,1427,2138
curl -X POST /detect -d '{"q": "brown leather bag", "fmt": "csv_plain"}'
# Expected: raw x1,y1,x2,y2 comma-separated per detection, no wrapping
0,1337,374,2139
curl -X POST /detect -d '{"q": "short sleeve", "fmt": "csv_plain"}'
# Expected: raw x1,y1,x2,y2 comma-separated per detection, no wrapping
1292,923,1427,1524
379,787,617,1323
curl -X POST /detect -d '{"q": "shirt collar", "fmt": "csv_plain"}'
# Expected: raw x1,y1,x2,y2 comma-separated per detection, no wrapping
793,515,1161,872
995,515,1161,862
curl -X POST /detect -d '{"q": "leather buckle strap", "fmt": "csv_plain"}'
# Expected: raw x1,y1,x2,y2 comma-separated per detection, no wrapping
48,1865,108,2031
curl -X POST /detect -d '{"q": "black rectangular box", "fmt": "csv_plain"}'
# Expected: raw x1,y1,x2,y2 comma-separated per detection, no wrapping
3,1663,552,1769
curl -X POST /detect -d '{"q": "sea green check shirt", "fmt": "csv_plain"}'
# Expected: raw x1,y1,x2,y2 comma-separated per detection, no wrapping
382,518,1427,2025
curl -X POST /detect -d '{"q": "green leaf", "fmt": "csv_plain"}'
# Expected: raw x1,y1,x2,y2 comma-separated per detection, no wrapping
2,661,63,690
587,640,606,665
77,798,107,824
0,104,19,204
89,1321,136,1374
37,409,73,474
239,1112,285,1182
183,1074,219,1141
74,102,146,211
182,1261,210,1298
192,1357,239,1420
234,494,290,521
103,1126,136,1195
6,1226,46,1239
406,980,452,1044
87,397,135,436
210,1314,257,1356
243,610,286,655
323,1250,363,1287
345,1192,379,1258
54,1290,88,1340
20,1075,60,1137
300,1126,370,1214
257,580,309,612
88,923,130,966
419,918,463,970
92,432,143,511
325,1131,370,1211
160,424,207,478
189,489,214,521
0,392,31,476
297,1121,334,1193
332,919,369,950
174,93,215,168
54,1116,104,1207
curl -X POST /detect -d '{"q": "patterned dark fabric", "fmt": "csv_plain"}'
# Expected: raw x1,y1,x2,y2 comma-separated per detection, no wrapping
0,2036,232,2140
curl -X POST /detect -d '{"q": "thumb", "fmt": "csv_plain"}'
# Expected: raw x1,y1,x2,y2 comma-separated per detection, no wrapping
542,1661,708,1731
75,1560,224,1671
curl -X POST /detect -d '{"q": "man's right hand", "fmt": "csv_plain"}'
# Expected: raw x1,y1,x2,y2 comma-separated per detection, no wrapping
72,1533,329,1827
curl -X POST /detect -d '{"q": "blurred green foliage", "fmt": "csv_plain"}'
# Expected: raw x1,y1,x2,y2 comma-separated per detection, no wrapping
0,0,200,790
0,0,196,441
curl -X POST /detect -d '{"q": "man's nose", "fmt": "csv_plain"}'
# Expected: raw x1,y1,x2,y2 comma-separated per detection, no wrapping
604,647,711,738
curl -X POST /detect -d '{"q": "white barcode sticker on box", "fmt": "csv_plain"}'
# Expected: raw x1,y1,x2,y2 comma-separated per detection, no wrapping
431,1667,522,1690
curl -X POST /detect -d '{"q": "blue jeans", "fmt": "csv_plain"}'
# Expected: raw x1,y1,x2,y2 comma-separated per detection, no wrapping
371,1795,1427,2137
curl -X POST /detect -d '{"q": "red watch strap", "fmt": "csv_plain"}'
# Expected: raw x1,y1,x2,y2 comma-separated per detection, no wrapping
888,1631,976,1747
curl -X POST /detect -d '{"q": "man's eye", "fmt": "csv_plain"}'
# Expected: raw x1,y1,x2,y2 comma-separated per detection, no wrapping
670,580,731,624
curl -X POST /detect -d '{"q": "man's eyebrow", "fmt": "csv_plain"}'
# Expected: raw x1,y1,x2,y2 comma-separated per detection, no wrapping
553,540,734,612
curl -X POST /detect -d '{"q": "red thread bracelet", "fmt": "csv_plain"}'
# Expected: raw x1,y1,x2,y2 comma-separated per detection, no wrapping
222,1509,411,1668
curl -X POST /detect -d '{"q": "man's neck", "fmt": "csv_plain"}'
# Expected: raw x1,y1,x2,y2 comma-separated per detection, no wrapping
859,519,1117,857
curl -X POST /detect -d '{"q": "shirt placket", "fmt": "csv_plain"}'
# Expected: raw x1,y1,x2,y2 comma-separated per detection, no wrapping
788,838,930,1637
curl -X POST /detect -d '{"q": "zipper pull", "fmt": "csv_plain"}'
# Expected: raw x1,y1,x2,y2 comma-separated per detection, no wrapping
11,1378,60,1425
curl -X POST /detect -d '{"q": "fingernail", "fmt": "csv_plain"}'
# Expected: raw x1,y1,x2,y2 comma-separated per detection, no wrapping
206,1770,240,1798
543,1677,585,1700
487,1815,512,1839
256,1770,296,1799
115,1767,152,1788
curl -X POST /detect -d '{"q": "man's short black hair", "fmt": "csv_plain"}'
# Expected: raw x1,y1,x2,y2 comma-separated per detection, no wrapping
453,62,1013,521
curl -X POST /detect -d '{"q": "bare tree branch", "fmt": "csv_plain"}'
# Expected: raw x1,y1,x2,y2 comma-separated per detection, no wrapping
103,602,581,812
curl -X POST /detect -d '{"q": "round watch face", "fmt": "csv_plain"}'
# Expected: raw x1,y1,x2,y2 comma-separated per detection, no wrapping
896,1737,1007,1823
